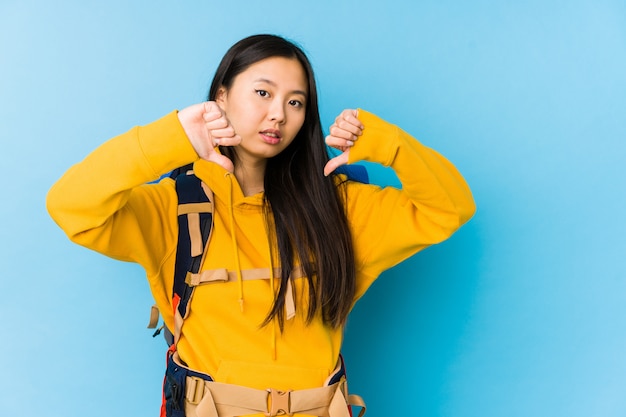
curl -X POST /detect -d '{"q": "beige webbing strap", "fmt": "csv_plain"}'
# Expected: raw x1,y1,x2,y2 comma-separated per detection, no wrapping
147,305,160,329
187,212,202,257
186,379,272,417
347,394,367,417
173,308,185,345
184,267,303,321
186,266,306,286
178,202,214,216
327,384,352,417
290,383,340,416
185,377,357,417
201,182,214,203
177,201,214,258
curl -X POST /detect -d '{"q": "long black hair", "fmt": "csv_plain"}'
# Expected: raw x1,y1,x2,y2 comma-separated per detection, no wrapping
208,34,355,329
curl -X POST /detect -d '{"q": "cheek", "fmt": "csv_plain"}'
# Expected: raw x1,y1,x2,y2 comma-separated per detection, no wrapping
291,113,306,134
228,104,256,133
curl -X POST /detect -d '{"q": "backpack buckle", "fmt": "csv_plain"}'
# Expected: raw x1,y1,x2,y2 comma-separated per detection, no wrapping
186,376,205,405
266,388,292,416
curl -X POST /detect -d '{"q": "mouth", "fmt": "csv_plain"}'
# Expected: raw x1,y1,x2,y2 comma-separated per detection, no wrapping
259,129,282,145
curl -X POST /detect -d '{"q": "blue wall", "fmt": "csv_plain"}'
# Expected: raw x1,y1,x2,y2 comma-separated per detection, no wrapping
2,1,625,416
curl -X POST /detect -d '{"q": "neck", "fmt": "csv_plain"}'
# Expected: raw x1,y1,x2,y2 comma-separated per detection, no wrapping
234,157,266,197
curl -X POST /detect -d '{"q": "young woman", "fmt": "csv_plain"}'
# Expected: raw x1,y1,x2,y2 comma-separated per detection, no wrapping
47,34,475,417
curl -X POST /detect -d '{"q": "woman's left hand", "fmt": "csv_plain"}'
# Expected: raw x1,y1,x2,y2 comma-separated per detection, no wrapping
324,109,364,176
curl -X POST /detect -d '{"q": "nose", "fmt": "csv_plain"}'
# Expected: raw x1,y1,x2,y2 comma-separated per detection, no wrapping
268,99,286,124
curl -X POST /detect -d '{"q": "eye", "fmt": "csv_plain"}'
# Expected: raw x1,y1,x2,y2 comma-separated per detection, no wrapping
289,99,304,108
256,89,269,98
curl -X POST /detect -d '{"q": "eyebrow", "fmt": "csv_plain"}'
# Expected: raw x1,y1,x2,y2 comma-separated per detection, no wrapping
255,78,308,97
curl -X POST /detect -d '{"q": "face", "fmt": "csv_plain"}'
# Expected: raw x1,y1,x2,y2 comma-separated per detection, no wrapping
216,56,308,164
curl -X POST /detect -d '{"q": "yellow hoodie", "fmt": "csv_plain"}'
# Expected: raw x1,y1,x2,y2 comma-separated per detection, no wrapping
47,109,475,407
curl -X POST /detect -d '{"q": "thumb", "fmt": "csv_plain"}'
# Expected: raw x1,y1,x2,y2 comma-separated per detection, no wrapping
207,151,235,173
324,151,349,176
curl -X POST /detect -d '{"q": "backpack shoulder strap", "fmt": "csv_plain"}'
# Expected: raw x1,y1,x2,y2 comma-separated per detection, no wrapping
174,172,213,298
148,170,214,346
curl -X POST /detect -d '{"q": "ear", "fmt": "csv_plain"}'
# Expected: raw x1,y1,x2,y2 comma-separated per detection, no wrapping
215,87,227,105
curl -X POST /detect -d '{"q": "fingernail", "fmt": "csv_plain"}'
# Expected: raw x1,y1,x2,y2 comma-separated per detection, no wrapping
347,140,354,146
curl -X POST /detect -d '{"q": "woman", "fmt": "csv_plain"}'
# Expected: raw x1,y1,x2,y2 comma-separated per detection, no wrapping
47,34,475,417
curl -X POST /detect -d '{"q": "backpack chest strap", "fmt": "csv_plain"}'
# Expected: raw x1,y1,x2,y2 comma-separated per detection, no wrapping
186,266,305,286
185,266,301,321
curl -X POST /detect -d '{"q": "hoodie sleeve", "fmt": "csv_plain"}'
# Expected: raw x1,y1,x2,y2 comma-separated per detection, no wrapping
345,110,476,300
46,111,199,281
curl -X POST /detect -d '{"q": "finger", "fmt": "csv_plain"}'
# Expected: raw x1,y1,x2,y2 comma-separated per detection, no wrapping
328,125,359,142
213,134,242,147
209,126,237,140
334,117,363,137
323,151,350,176
203,101,223,115
203,112,223,125
325,134,353,150
336,109,364,130
201,103,223,122
205,113,240,146
204,116,230,130
328,109,364,142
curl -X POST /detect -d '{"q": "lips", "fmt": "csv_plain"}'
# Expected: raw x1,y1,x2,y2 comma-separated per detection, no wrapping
260,129,282,145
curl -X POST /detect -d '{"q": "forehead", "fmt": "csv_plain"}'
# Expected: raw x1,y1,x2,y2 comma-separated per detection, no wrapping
236,57,308,93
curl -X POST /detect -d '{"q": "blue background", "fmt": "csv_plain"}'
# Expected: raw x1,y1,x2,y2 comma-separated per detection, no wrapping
2,1,626,416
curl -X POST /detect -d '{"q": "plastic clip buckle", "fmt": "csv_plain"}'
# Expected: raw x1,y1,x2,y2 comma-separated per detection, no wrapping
186,376,205,405
266,388,292,416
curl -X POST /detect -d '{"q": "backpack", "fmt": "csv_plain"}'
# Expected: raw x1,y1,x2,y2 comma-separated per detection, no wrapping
147,163,369,345
148,163,369,417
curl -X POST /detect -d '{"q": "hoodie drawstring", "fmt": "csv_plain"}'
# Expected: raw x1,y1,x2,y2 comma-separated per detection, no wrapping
225,173,245,313
223,171,298,360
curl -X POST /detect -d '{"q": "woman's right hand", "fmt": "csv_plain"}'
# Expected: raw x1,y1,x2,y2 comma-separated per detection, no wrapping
324,109,363,176
177,101,241,172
